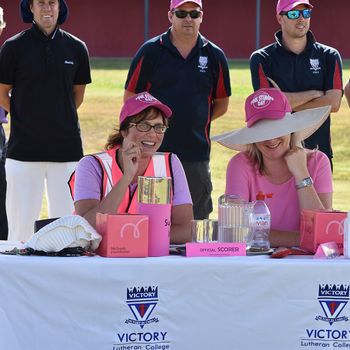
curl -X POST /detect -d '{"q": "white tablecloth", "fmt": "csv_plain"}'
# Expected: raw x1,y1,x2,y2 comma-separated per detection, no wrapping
0,246,350,350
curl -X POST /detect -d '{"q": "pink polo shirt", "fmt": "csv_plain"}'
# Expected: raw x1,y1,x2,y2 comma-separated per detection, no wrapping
225,150,333,232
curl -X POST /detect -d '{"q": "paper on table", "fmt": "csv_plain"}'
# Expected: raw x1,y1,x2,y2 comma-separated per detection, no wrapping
0,241,26,253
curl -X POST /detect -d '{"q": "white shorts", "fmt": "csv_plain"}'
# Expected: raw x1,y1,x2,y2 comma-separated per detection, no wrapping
5,159,77,242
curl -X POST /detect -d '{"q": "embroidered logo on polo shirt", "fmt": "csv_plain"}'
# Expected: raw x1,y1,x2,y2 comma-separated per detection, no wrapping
64,60,74,65
309,58,321,73
198,56,208,72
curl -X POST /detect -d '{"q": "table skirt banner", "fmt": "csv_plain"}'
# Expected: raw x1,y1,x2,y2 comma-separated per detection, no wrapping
0,253,350,349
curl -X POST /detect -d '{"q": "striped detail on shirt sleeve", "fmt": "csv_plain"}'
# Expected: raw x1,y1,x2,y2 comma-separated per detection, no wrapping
126,56,144,92
333,60,343,90
215,62,229,98
258,64,270,88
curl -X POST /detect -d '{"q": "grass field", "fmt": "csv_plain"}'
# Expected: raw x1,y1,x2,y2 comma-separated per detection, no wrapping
6,58,350,218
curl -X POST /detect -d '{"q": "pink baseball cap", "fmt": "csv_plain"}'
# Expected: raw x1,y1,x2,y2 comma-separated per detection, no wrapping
120,92,172,125
212,88,330,152
276,0,313,15
245,88,292,127
170,0,202,10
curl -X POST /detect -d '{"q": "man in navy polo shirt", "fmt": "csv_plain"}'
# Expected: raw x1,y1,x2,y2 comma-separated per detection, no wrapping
124,0,231,219
0,0,91,241
250,0,342,169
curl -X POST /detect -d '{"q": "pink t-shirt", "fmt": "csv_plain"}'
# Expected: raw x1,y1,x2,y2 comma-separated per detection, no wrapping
74,152,192,207
225,151,332,231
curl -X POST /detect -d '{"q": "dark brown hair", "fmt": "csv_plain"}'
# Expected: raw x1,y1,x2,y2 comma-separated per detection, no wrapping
105,107,169,150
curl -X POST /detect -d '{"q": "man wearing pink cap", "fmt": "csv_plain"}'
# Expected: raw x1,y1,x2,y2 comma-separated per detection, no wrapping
124,0,231,220
250,0,343,170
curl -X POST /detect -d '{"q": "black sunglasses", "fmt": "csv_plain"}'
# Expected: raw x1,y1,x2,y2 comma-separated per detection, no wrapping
280,9,312,19
172,10,201,19
129,122,168,134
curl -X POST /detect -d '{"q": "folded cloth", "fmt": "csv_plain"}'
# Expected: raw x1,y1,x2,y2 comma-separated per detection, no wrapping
25,215,102,252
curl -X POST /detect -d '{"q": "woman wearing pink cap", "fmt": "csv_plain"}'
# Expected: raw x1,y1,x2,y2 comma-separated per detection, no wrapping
213,88,333,247
70,92,193,244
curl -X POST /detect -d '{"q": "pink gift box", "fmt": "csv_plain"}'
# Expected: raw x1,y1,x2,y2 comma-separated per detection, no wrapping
300,209,347,253
96,213,149,257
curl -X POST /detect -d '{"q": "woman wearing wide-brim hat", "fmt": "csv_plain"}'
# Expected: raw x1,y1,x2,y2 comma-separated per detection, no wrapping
212,88,332,248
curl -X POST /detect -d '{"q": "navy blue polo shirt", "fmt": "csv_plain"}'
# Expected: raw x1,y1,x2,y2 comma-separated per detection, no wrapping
250,31,343,159
125,29,231,162
0,25,91,162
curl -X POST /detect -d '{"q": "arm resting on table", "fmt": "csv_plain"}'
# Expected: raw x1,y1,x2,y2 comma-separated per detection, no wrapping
270,230,300,248
170,204,193,244
74,175,132,227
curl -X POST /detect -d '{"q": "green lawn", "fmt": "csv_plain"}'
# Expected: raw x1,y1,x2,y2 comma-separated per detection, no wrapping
6,58,349,217
82,58,349,217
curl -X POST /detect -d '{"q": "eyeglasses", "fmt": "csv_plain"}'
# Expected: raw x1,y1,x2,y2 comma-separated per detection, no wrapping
280,9,312,19
129,122,168,134
172,10,201,19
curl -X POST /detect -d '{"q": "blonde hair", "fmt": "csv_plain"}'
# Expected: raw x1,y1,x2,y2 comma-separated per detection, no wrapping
246,133,302,174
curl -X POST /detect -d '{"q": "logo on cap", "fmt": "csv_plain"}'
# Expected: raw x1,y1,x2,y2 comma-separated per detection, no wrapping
135,93,159,104
251,92,274,109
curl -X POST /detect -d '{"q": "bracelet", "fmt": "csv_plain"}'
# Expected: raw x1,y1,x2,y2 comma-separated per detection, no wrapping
296,177,313,190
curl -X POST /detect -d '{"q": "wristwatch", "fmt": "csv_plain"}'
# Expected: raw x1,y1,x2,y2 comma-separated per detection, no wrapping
296,177,313,190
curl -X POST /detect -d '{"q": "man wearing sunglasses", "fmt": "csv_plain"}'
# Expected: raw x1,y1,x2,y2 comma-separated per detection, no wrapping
124,0,231,220
250,0,343,170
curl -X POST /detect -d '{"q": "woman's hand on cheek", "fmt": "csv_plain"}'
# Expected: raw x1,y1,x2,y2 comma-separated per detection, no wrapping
284,146,309,181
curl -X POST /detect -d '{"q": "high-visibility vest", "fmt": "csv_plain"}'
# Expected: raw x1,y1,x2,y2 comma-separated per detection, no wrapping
68,146,173,214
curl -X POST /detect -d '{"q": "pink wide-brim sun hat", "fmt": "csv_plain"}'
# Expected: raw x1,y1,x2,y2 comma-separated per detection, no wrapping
212,88,330,152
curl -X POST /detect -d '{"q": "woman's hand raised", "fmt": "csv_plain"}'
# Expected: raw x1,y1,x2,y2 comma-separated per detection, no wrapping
120,139,141,183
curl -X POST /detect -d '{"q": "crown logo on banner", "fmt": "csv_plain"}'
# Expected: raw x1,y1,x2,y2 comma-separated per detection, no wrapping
316,284,349,325
127,286,158,301
125,286,159,329
319,284,350,298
